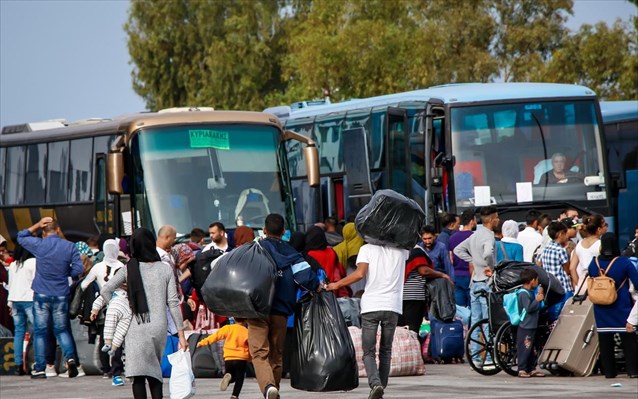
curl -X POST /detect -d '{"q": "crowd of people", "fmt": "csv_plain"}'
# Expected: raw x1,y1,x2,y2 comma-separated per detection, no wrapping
1,206,637,399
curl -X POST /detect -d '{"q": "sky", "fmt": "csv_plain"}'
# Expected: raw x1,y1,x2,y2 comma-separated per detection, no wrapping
0,0,636,129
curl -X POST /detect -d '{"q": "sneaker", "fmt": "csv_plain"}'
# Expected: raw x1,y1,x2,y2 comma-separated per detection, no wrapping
266,385,279,399
231,396,238,399
220,373,232,391
30,370,46,379
368,385,384,399
102,372,111,379
112,375,124,386
45,364,57,377
59,364,84,378
16,367,26,376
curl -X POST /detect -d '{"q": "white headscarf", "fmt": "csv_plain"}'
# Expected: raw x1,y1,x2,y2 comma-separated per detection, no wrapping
502,220,520,240
103,239,124,268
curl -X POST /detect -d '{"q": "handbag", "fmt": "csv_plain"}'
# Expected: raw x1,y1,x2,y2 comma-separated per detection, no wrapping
587,257,626,305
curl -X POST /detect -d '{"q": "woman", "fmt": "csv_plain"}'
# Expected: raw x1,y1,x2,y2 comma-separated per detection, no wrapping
234,226,256,247
495,220,524,262
570,214,606,293
333,223,365,295
7,244,36,375
304,226,349,297
97,228,187,398
588,233,638,378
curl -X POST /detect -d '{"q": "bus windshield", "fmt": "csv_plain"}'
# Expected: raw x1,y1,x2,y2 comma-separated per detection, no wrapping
450,100,605,209
131,124,286,234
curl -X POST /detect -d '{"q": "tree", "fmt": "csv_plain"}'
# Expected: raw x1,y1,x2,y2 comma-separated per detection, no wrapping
125,0,284,111
540,20,637,100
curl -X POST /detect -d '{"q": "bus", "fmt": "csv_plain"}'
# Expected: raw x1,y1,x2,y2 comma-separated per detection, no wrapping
601,100,638,246
266,83,611,230
0,108,319,250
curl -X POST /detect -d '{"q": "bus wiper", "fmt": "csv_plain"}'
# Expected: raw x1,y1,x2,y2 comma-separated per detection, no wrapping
531,112,549,188
207,148,227,189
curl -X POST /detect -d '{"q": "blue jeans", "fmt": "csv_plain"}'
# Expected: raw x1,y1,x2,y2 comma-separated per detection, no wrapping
361,311,398,389
470,281,491,362
454,275,471,308
33,294,77,372
11,301,34,366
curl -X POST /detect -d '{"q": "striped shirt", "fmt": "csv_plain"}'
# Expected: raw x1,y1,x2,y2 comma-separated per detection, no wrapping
403,269,426,301
540,240,572,293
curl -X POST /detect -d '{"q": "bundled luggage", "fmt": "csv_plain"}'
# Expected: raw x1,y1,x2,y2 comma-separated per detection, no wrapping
201,241,277,319
493,261,565,306
291,292,358,392
189,248,224,298
538,295,599,376
354,189,425,249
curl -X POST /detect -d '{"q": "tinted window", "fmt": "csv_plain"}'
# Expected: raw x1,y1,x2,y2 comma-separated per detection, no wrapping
47,141,70,203
284,118,314,177
69,138,93,201
6,146,26,205
25,143,47,204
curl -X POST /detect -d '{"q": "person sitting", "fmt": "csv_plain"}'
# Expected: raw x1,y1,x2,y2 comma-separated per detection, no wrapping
537,153,583,185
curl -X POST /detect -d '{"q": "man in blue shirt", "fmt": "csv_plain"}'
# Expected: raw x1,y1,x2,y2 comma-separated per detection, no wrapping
419,225,455,279
17,217,83,379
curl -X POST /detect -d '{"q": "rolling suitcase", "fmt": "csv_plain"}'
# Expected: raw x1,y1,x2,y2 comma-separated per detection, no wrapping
429,319,464,360
538,295,599,376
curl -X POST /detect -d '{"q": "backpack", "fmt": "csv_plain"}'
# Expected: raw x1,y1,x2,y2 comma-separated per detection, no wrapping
190,248,224,294
587,257,626,305
503,289,530,326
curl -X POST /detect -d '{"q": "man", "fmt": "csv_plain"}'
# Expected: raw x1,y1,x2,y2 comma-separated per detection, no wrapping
437,213,459,251
323,216,343,246
17,217,83,379
203,222,230,252
453,206,499,365
537,153,584,185
420,225,454,279
448,210,477,308
156,225,177,267
518,210,543,263
248,214,318,399
188,227,206,252
327,241,409,399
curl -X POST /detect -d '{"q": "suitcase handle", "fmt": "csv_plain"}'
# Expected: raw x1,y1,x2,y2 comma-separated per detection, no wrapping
582,326,595,349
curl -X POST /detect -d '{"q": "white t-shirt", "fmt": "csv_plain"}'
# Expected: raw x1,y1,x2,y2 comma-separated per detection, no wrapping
574,239,601,293
356,244,409,315
518,227,543,263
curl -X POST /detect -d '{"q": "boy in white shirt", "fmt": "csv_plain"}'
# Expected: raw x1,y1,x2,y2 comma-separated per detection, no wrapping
327,243,408,399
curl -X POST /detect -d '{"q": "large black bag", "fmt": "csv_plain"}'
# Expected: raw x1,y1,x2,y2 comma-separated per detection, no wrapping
201,241,277,318
190,248,224,297
291,291,358,392
427,278,456,322
187,332,224,378
355,189,425,249
494,260,566,306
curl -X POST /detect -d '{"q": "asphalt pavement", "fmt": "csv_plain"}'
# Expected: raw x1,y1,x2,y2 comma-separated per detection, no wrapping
1,363,637,399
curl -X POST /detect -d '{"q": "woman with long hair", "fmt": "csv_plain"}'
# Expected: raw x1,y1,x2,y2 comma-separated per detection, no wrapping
570,214,607,292
96,228,187,398
588,233,638,378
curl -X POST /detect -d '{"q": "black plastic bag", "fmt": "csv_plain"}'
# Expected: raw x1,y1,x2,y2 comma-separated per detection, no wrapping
201,241,277,318
291,291,358,392
494,260,566,306
190,248,224,298
355,189,425,249
427,278,456,322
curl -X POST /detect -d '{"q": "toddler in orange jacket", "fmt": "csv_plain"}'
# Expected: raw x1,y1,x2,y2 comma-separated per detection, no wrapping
197,318,250,398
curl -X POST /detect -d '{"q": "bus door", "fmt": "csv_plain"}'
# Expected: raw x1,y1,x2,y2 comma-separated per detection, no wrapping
385,108,411,197
94,154,118,236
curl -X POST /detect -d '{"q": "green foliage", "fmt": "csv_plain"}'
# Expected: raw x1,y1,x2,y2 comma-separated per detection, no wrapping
125,0,638,111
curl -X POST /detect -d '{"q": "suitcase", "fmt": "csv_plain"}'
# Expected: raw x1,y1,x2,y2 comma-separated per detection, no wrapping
538,296,599,376
429,319,464,360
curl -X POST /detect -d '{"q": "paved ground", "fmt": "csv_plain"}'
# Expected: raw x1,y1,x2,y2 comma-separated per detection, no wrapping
0,363,636,399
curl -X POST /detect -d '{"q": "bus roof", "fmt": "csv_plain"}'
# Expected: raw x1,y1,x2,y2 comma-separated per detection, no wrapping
279,82,597,120
600,100,638,124
0,110,283,146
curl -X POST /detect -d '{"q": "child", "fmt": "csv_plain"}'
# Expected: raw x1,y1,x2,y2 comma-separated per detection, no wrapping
197,318,250,399
90,270,131,356
517,268,545,378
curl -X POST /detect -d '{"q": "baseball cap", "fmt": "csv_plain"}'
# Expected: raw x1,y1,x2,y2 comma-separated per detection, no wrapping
560,218,581,229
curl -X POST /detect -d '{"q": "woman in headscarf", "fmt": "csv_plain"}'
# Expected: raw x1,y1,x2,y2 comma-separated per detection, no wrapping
588,232,638,378
82,239,126,381
97,228,186,398
304,226,349,297
234,226,256,247
333,223,365,295
495,220,523,262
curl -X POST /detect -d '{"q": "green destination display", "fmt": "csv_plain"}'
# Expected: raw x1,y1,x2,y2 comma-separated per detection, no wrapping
189,129,230,149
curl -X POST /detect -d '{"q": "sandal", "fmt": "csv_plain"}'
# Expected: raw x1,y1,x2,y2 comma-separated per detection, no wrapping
530,371,545,377
518,371,531,378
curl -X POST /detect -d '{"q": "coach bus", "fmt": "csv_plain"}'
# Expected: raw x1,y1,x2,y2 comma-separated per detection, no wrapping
601,100,638,246
266,83,611,230
0,108,319,249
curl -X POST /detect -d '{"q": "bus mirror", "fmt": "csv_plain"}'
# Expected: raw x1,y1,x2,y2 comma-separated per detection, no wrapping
107,152,124,195
304,144,320,187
